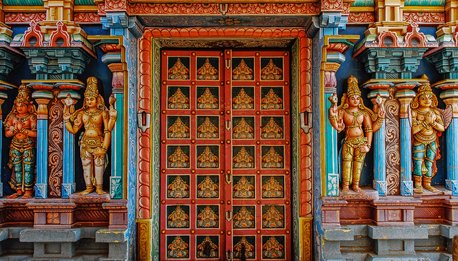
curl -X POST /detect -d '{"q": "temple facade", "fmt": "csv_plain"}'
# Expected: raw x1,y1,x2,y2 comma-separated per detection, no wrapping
0,0,456,260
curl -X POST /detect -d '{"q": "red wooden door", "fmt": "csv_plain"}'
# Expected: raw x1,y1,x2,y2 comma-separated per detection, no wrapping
160,49,291,260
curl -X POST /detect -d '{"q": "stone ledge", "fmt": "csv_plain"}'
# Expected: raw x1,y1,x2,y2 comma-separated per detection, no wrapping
19,228,81,242
366,253,430,261
368,226,428,240
323,227,354,241
439,224,458,238
95,229,127,243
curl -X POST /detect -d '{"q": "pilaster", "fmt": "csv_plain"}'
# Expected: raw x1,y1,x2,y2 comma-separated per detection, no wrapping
395,85,417,196
30,85,53,199
0,82,15,198
362,82,391,196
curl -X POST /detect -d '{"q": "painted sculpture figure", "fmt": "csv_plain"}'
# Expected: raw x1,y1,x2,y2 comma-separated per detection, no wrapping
411,82,445,193
63,77,117,195
328,76,385,193
5,85,37,199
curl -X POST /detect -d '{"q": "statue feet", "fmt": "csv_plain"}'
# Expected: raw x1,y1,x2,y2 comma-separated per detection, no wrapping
79,185,94,195
423,177,440,193
22,190,33,199
6,189,23,199
95,185,107,195
414,176,423,194
352,185,364,194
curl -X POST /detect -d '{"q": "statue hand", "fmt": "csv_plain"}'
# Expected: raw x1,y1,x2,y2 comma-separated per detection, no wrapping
425,111,435,124
109,107,117,119
63,94,76,107
16,122,22,130
359,145,370,153
63,113,71,122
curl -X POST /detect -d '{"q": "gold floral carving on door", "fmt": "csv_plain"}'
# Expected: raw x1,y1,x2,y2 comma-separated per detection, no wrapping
161,50,291,260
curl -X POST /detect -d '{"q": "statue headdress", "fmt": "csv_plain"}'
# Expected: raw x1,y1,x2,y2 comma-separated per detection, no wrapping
411,77,438,109
15,84,32,104
347,75,361,97
84,77,99,98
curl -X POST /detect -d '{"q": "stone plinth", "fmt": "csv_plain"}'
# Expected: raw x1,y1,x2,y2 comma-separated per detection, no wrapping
26,202,76,228
372,197,422,226
102,200,127,229
322,198,347,227
444,199,458,225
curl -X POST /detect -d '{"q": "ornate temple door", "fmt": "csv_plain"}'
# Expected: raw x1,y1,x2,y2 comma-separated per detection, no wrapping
160,49,291,260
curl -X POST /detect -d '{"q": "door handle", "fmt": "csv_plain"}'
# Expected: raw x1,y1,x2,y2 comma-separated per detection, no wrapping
225,173,232,184
226,120,232,130
226,250,233,261
226,210,233,221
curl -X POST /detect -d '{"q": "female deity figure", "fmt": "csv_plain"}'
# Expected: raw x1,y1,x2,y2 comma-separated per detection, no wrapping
328,76,385,193
63,77,117,195
4,85,37,199
411,82,445,193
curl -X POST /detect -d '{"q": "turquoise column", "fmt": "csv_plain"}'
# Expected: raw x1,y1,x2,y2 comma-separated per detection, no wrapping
325,91,339,196
58,90,81,198
31,89,53,199
395,88,416,196
368,89,389,196
110,89,123,199
440,89,458,195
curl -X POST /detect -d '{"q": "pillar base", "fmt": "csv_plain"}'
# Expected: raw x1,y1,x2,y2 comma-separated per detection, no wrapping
0,182,3,198
446,179,458,196
373,180,387,196
401,181,413,196
109,176,122,199
34,183,48,199
327,173,340,197
61,183,76,199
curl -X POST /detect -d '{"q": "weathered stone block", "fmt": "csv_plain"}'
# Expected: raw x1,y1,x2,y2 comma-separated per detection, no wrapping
95,229,127,243
368,226,428,240
324,227,354,241
19,228,81,242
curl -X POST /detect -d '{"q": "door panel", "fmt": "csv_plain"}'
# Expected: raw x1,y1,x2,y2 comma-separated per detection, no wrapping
160,49,290,260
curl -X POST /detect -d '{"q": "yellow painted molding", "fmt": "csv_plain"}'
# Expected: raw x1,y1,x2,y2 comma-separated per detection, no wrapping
300,217,313,261
3,5,44,12
22,79,84,84
350,6,375,12
74,5,98,12
137,219,152,261
404,5,444,12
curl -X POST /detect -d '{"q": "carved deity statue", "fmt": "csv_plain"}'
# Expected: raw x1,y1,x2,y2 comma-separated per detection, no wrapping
5,85,37,199
328,76,385,193
63,77,117,195
411,82,446,194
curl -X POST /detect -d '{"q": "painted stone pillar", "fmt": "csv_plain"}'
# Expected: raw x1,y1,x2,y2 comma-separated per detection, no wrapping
437,83,458,195
58,89,81,198
31,87,53,198
107,63,124,199
364,84,390,196
395,86,416,196
324,64,340,196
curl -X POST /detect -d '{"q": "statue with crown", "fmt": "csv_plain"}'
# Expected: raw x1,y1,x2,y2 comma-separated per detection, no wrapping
4,85,37,198
63,77,117,195
411,79,451,194
328,76,385,194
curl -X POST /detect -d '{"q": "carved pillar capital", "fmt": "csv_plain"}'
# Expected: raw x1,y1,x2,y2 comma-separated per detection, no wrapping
395,88,416,118
31,89,53,119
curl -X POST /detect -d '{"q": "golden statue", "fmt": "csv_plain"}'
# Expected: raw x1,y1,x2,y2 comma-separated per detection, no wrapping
168,236,189,258
5,85,37,199
197,176,219,198
63,77,117,195
328,76,385,193
411,81,446,193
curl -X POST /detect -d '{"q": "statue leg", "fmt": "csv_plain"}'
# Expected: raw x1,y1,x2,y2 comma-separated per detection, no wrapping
94,155,106,195
423,142,439,193
7,149,23,198
413,143,426,194
341,142,353,193
352,149,366,193
79,149,94,195
22,148,35,198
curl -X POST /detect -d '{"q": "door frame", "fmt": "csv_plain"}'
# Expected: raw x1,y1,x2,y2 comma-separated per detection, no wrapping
136,27,313,261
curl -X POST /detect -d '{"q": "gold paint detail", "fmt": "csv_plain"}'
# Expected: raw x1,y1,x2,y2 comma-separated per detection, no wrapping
233,59,254,80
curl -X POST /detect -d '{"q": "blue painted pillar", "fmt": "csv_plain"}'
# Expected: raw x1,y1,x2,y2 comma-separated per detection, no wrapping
31,90,53,199
58,90,81,198
368,89,390,196
325,91,339,196
441,90,458,195
395,89,416,196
